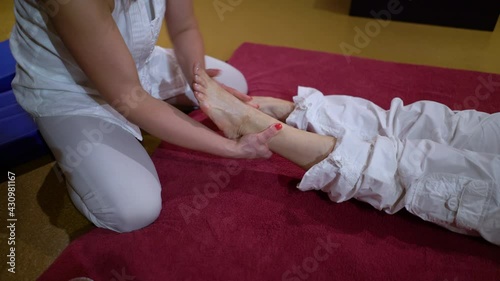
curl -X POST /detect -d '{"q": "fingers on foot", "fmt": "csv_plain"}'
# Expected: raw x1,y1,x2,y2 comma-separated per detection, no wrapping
193,63,208,84
193,62,202,75
194,90,207,103
193,82,206,94
257,123,283,144
193,73,206,88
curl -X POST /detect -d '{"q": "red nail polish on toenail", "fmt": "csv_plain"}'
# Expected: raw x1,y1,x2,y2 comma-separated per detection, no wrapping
275,123,283,130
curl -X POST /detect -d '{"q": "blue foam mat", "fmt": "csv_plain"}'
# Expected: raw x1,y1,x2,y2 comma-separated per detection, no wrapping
0,39,16,93
0,88,49,169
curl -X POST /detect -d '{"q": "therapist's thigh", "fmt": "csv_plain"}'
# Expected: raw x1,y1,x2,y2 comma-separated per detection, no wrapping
36,115,162,232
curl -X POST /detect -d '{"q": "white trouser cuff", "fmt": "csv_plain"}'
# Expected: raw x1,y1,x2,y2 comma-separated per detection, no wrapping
297,131,372,203
286,86,345,137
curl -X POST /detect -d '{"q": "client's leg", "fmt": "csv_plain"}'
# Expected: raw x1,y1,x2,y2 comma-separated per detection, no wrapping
251,96,295,121
192,68,500,245
192,67,336,170
281,86,500,154
396,138,500,245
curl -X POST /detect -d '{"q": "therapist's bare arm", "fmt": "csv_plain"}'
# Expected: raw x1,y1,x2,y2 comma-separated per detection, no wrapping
43,0,270,158
166,0,205,84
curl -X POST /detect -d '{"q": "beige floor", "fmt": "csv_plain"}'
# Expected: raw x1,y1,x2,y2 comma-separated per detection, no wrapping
0,0,499,280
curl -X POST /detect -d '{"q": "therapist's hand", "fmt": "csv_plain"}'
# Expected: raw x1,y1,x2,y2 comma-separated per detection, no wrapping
206,68,259,108
234,123,282,159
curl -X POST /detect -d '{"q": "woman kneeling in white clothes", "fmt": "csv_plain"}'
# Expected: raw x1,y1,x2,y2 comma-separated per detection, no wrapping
10,0,280,232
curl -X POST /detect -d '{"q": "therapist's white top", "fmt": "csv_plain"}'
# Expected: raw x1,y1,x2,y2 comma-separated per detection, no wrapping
10,0,190,140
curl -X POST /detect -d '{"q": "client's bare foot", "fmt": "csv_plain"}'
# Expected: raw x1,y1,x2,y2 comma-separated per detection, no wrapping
193,65,276,139
251,97,295,121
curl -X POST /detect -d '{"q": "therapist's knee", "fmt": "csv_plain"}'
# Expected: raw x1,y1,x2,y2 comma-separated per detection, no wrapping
110,184,162,233
112,194,162,233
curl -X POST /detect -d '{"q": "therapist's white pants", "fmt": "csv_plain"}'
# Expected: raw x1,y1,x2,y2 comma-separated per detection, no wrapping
287,87,500,245
36,56,248,233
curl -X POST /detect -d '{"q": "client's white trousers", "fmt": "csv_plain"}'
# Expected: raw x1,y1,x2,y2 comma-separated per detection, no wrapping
36,56,247,233
287,87,500,245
